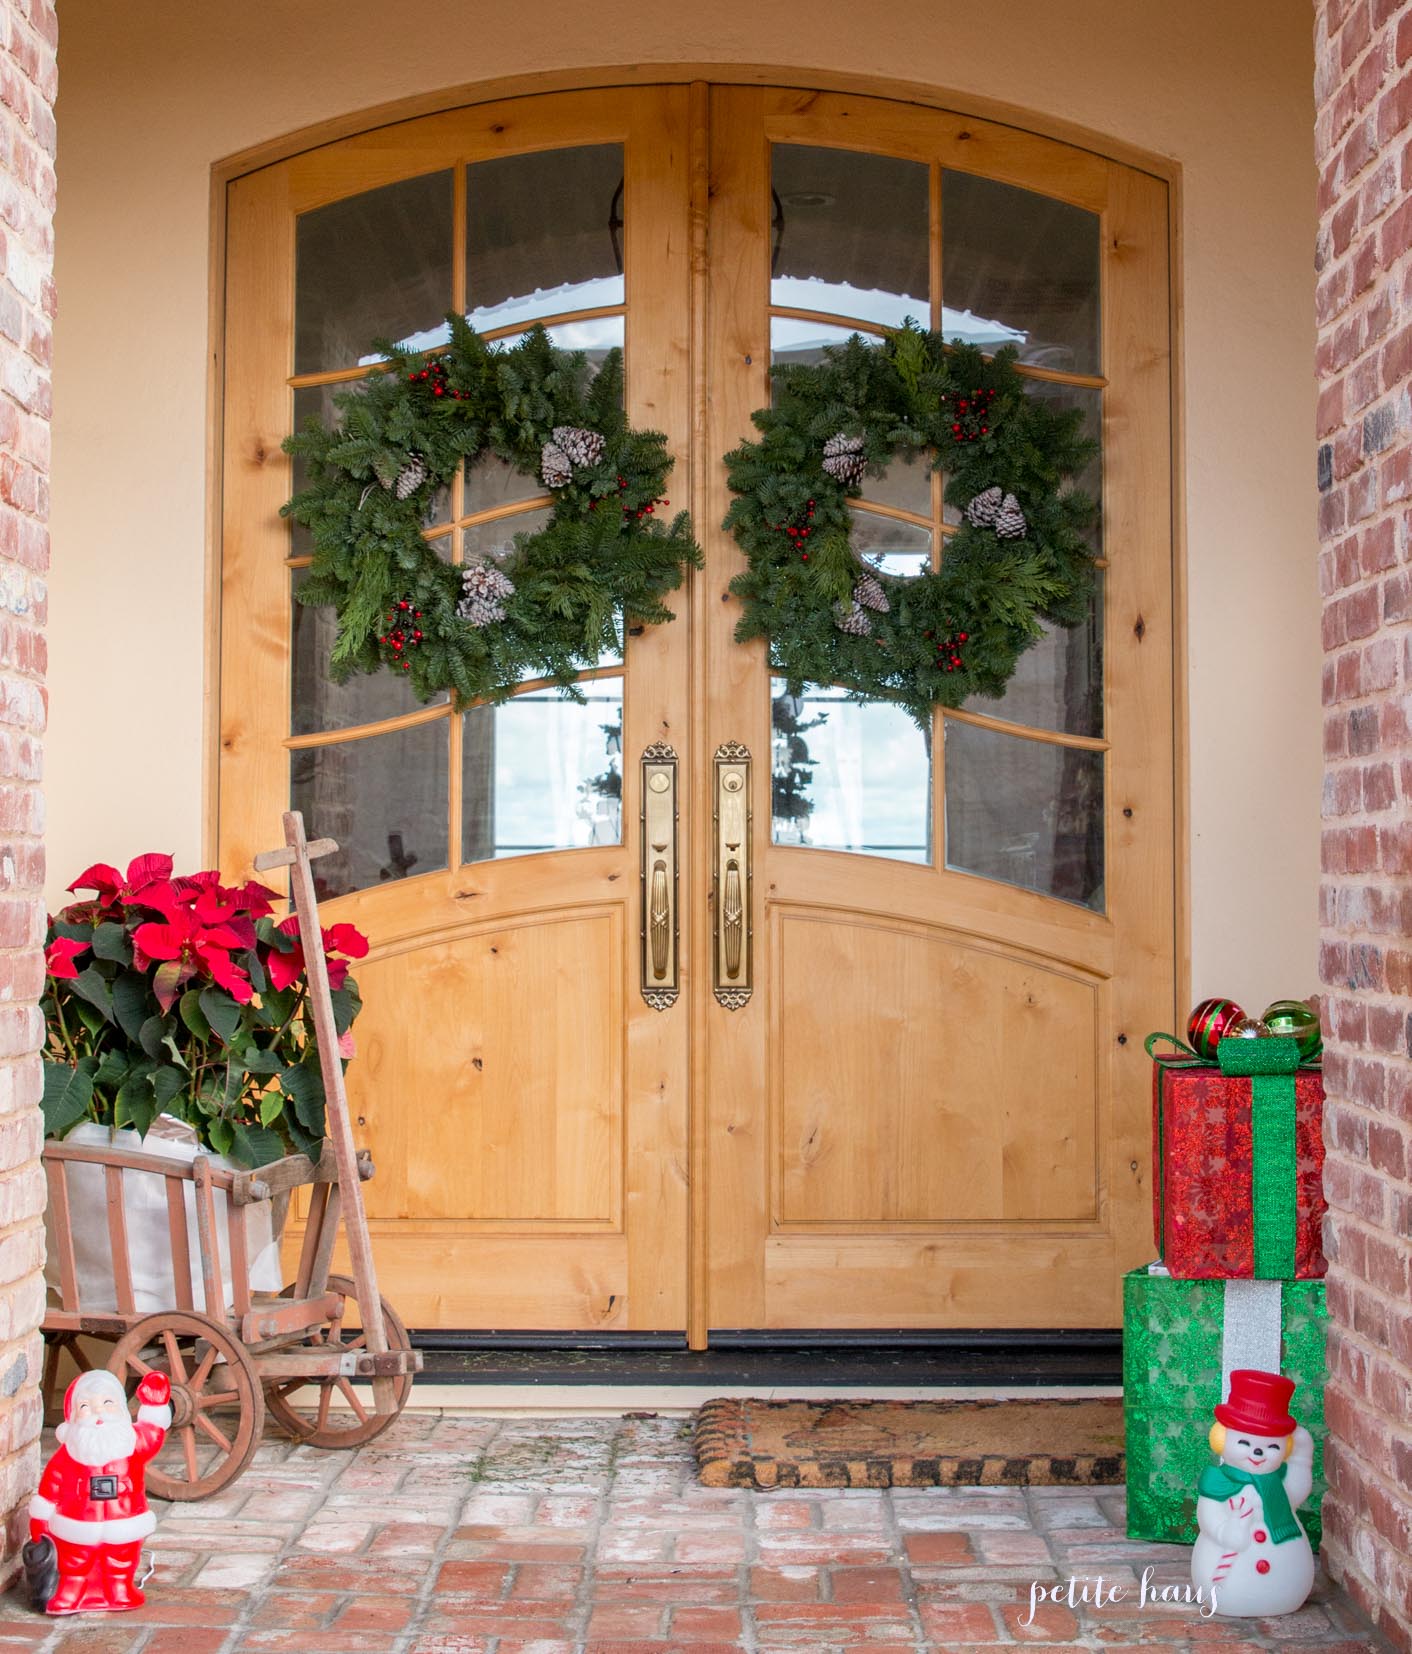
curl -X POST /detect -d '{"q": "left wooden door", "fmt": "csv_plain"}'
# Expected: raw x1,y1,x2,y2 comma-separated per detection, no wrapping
220,90,694,1330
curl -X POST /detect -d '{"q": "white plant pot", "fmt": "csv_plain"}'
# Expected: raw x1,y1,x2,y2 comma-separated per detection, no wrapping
43,1119,286,1316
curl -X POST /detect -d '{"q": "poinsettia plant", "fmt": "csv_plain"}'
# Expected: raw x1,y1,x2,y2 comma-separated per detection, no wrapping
42,853,368,1168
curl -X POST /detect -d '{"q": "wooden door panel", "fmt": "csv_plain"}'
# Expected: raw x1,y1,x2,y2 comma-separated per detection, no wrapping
226,87,692,1332
352,909,622,1226
704,86,1175,1332
772,910,1100,1227
763,1232,1118,1328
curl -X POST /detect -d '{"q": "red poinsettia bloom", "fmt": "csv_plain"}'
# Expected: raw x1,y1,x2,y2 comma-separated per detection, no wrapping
133,901,253,1009
267,916,370,993
44,936,88,980
67,852,175,910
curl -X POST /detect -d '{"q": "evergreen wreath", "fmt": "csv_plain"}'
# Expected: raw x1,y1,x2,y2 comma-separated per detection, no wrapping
724,323,1100,722
283,318,700,704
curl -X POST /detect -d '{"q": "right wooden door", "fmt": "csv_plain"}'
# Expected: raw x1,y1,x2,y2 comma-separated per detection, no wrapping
698,88,1175,1334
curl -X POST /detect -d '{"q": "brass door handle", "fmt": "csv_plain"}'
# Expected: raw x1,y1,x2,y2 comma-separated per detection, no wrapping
713,741,752,1009
641,744,678,1009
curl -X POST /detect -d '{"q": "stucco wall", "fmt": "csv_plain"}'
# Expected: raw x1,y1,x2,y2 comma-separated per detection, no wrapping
48,0,1317,1007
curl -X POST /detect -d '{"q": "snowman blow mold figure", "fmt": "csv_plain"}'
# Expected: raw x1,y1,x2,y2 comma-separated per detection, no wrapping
1191,1368,1316,1618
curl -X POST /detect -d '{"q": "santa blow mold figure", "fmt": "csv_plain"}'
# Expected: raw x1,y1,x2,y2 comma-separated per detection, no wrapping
26,1367,171,1614
1191,1368,1316,1617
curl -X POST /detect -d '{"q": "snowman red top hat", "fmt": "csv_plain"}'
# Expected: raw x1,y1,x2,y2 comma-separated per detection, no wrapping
1215,1368,1298,1437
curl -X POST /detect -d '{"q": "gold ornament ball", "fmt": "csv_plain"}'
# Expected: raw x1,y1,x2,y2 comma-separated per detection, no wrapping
1224,1016,1272,1040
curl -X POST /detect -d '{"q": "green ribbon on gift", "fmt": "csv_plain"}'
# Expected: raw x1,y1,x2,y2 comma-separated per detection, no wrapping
1144,1031,1312,1279
1216,1036,1299,1279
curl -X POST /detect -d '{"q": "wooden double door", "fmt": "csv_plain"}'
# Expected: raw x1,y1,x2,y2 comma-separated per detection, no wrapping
221,84,1175,1338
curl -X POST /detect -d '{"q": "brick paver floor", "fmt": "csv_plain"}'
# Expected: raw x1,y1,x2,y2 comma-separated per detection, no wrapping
0,1411,1394,1652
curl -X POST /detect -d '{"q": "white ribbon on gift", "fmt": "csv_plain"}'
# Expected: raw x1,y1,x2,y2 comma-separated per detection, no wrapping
1146,1261,1284,1393
1220,1277,1284,1393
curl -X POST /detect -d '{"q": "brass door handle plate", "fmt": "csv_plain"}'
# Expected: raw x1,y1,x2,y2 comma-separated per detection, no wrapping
640,744,679,1009
713,741,752,1009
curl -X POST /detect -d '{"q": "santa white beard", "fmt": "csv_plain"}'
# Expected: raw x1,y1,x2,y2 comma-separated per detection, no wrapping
60,1413,138,1466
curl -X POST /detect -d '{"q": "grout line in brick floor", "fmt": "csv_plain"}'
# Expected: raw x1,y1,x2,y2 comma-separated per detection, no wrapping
884,1481,934,1654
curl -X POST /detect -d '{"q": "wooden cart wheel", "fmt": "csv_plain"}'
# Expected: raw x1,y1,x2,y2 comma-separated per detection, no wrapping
264,1274,413,1448
108,1311,265,1501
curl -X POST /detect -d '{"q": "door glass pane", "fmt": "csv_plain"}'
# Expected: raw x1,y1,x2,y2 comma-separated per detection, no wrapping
467,146,624,331
772,681,930,863
462,507,553,566
772,145,928,329
859,449,932,518
974,572,1104,738
291,568,447,736
771,316,879,373
465,452,543,517
290,723,450,899
488,314,625,377
942,172,1101,374
944,719,1104,909
462,678,623,862
1026,379,1103,551
849,509,931,578
295,171,454,374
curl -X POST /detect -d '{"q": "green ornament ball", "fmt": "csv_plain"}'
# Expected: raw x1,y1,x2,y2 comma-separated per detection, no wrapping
1261,998,1322,1061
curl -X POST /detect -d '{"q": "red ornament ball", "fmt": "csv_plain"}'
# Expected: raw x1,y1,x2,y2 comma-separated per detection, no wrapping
1186,997,1245,1060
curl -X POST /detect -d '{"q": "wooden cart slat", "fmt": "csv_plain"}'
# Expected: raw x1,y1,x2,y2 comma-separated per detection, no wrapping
104,1164,135,1316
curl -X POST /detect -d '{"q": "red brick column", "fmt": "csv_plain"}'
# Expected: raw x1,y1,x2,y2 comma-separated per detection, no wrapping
1316,2,1412,1647
0,0,53,1577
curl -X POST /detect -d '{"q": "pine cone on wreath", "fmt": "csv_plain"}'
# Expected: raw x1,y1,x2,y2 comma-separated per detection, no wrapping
540,442,573,489
854,572,890,613
552,425,606,469
994,493,1028,539
393,454,428,499
965,485,1003,528
833,600,872,636
822,432,866,486
457,561,516,627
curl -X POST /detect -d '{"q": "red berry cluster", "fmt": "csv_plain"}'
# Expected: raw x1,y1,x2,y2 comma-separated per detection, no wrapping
405,357,467,401
771,499,816,561
589,475,669,521
925,625,970,674
941,386,995,443
379,599,425,672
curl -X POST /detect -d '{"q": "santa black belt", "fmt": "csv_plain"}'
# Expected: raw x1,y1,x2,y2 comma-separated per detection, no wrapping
88,1475,118,1500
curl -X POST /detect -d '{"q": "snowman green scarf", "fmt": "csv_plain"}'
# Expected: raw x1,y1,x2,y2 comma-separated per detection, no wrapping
1197,1460,1301,1544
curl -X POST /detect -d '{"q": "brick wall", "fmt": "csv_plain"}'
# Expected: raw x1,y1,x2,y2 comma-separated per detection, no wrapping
1315,2,1412,1647
0,0,53,1579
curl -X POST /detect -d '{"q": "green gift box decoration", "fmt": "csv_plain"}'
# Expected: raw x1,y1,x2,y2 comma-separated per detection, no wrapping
1123,1265,1327,1547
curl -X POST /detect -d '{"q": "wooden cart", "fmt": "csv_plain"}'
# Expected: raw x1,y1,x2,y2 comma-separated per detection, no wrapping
39,813,423,1499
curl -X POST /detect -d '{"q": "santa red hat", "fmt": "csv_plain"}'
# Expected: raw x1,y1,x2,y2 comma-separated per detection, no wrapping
55,1369,129,1444
1215,1368,1298,1437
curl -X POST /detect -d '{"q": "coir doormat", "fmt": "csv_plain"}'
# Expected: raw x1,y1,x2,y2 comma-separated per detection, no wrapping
693,1396,1125,1488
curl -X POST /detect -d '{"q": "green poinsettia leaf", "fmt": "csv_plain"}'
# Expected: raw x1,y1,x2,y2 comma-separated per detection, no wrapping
90,922,132,964
231,1120,287,1168
41,1056,96,1137
152,1065,186,1116
111,972,150,1043
138,1013,167,1061
68,966,114,1023
199,987,243,1044
206,1118,235,1156
179,989,211,1040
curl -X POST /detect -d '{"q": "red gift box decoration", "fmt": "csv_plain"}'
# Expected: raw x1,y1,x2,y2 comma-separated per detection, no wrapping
1150,1043,1326,1281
